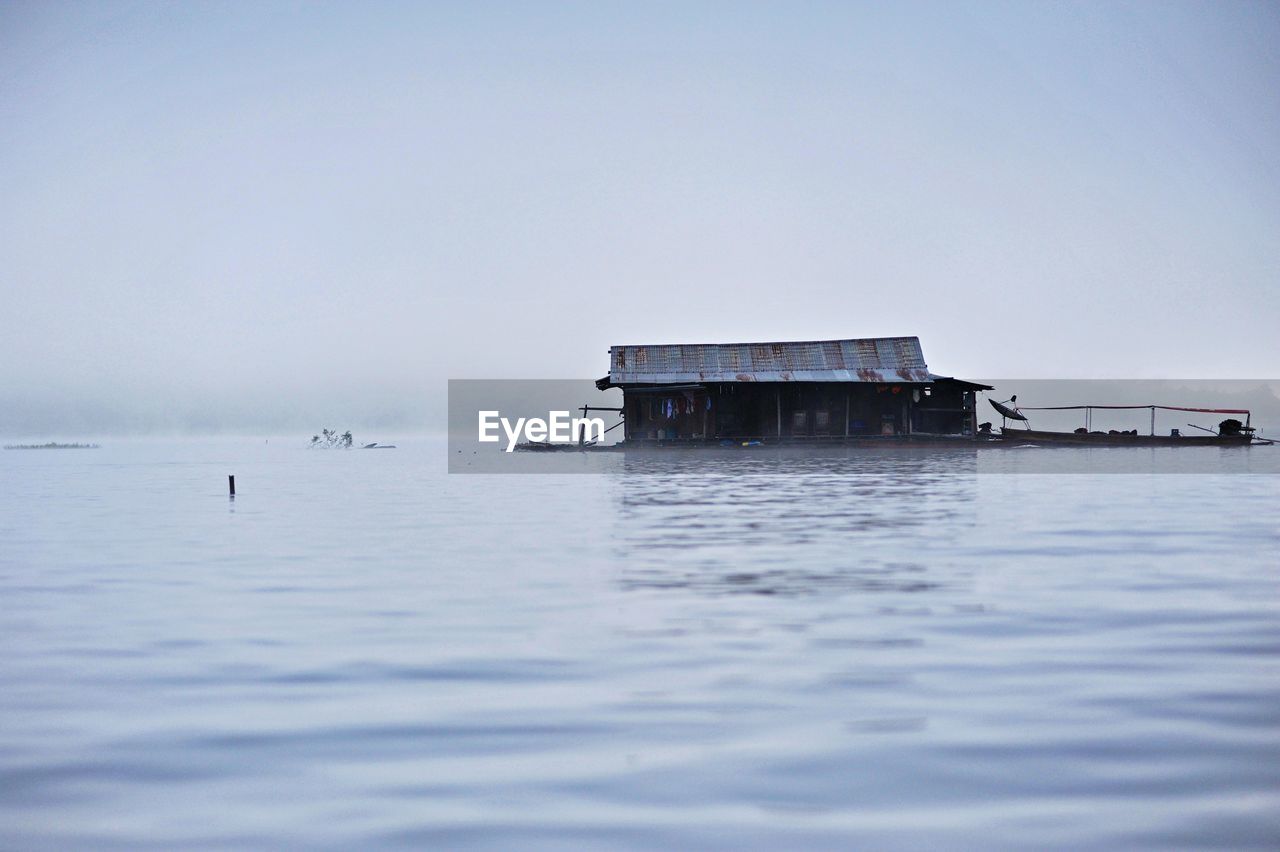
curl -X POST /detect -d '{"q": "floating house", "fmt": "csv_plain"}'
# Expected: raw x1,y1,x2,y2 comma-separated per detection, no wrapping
595,336,991,443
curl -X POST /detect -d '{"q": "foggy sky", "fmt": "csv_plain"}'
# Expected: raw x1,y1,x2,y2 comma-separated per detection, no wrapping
2,1,1278,436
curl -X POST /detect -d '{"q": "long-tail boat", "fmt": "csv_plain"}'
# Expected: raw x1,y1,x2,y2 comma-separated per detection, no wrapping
990,399,1273,446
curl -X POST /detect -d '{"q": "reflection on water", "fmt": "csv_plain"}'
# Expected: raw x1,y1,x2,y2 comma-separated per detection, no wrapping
1,439,1278,849
614,455,975,597
620,564,942,597
617,445,982,475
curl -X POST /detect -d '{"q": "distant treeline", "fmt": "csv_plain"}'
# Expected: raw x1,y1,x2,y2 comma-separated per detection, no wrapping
4,442,100,450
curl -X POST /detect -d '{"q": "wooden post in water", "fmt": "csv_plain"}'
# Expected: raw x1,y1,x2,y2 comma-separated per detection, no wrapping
228,475,236,498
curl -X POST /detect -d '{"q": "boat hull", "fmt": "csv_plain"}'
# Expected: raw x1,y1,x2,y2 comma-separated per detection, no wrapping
1000,428,1254,447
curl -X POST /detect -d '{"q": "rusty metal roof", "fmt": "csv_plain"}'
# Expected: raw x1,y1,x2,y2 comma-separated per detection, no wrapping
604,336,940,385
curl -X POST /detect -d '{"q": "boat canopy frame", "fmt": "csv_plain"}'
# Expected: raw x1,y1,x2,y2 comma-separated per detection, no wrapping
1011,403,1251,435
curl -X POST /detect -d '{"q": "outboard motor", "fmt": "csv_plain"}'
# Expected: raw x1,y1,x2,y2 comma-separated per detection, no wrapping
1219,418,1244,436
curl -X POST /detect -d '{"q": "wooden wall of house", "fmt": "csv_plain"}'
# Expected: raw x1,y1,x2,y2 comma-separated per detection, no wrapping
622,382,975,441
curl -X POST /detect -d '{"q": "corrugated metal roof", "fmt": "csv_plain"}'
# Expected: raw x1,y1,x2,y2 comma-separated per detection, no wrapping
606,337,936,385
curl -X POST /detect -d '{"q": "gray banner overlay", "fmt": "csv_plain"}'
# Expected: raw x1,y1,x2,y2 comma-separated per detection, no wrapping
448,379,1279,474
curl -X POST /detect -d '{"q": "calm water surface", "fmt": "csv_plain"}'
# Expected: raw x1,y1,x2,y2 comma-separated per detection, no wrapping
1,439,1278,849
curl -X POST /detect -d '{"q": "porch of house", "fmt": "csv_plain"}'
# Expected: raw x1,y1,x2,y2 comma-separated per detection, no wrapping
620,380,979,444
